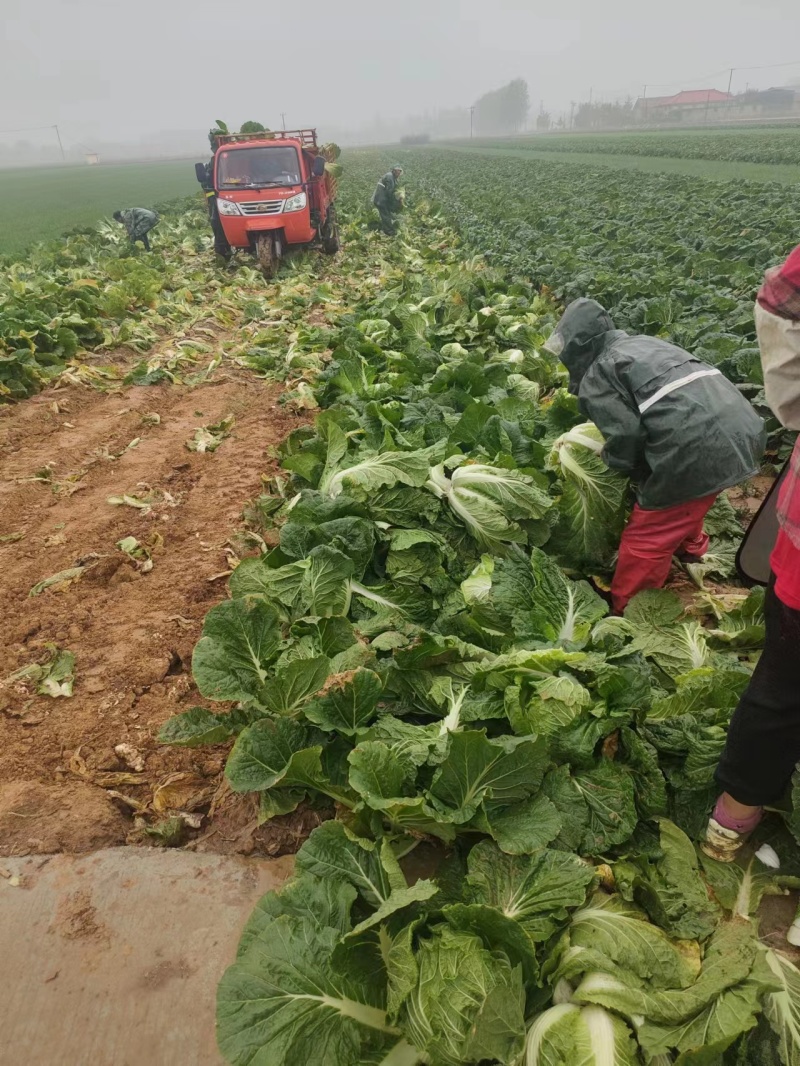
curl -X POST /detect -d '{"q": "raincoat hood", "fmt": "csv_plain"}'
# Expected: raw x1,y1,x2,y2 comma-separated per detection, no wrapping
546,298,616,394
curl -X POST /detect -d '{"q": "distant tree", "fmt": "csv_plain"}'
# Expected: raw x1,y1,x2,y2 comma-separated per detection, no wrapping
574,100,636,130
536,109,551,131
473,78,530,135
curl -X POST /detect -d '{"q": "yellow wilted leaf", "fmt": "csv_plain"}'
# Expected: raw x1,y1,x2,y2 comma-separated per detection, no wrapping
153,772,215,813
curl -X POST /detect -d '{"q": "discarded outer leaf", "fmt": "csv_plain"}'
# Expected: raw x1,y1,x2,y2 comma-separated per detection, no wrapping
107,493,154,511
186,415,235,454
29,566,88,597
38,648,76,698
0,532,24,543
152,772,215,813
207,570,234,582
69,749,144,787
141,412,161,426
143,816,187,847
106,790,148,813
116,535,154,572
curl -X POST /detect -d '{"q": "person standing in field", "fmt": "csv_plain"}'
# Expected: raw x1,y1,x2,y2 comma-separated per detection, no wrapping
704,243,800,863
113,208,159,251
372,165,404,236
544,298,766,613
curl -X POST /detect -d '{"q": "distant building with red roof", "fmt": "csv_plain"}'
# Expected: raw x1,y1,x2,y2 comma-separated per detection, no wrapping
634,89,733,118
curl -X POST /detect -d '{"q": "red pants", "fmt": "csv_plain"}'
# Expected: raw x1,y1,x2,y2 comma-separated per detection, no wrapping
611,493,717,613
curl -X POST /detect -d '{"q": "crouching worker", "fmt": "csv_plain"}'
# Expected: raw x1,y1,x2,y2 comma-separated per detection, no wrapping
544,298,766,613
113,207,159,251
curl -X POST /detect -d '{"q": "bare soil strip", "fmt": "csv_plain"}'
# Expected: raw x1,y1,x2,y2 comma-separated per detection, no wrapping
0,354,308,856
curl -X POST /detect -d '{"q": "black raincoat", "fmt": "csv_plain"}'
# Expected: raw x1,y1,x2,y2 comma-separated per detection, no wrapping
372,171,400,210
549,298,766,510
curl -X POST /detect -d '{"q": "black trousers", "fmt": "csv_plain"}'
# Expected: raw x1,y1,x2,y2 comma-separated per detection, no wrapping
207,198,232,258
376,205,396,235
715,579,800,806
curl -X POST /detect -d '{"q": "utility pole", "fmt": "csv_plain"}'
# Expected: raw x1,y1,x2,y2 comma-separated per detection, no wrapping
281,113,286,130
469,106,475,139
53,124,65,162
569,101,575,129
726,67,735,116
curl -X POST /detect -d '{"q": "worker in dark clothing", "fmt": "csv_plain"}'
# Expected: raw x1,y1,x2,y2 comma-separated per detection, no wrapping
113,208,159,251
372,165,403,235
544,298,766,612
197,162,232,259
704,243,800,865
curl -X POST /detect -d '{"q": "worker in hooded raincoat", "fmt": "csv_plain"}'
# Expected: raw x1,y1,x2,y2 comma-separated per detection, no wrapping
372,165,403,235
544,298,766,613
113,208,159,251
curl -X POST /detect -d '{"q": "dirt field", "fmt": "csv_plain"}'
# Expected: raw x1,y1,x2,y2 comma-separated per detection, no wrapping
0,338,320,858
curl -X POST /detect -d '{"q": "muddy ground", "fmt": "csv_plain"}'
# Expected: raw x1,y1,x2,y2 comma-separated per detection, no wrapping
0,341,326,858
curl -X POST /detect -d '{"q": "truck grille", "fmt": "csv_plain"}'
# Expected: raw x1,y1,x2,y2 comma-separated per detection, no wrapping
238,200,284,216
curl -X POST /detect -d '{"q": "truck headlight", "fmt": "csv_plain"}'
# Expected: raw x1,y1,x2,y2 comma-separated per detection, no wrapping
282,192,307,213
217,198,242,216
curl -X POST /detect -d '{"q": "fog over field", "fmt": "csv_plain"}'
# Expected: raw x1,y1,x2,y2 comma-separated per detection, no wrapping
2,0,799,161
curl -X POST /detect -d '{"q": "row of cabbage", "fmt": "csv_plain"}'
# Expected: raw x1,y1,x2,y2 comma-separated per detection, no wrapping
385,146,798,463
465,128,800,166
156,163,800,1066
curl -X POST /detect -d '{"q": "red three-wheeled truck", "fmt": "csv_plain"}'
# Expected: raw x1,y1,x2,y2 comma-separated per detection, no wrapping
196,128,340,277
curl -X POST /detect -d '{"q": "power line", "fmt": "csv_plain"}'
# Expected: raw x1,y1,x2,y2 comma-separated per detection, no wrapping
0,123,61,135
733,59,800,72
587,57,800,105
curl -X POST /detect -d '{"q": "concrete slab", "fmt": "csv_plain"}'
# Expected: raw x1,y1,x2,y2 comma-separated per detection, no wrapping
0,848,295,1066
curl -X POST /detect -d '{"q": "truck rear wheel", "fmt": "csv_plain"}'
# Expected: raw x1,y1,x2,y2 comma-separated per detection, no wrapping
322,207,340,255
256,233,281,279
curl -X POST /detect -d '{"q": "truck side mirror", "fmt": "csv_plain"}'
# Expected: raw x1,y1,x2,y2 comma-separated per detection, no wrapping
195,162,208,184
312,156,326,178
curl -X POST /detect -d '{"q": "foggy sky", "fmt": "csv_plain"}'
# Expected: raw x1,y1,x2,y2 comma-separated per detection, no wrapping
3,0,799,146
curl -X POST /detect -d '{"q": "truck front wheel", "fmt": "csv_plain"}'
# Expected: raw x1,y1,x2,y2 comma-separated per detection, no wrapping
256,233,281,279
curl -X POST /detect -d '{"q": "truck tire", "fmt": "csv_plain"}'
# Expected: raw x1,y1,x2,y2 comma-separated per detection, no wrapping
256,233,280,278
322,207,340,255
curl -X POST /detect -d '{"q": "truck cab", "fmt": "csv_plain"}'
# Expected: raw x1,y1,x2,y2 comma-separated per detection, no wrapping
196,129,339,276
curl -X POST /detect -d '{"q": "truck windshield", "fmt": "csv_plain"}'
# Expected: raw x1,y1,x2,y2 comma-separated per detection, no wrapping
218,147,301,188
